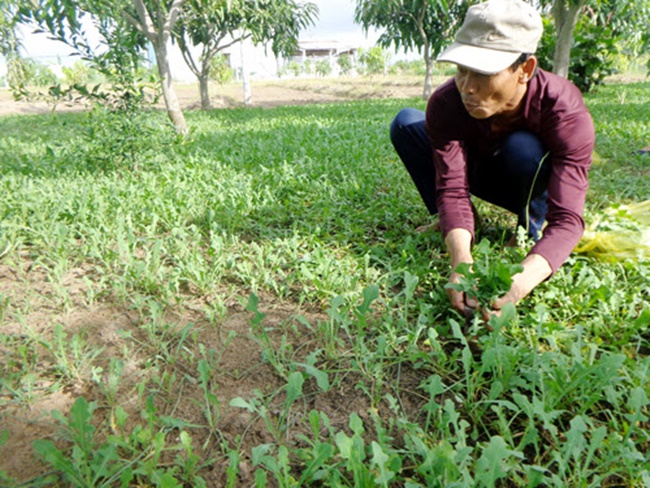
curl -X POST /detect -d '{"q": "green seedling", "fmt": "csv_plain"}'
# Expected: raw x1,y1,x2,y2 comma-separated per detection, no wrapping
446,239,523,312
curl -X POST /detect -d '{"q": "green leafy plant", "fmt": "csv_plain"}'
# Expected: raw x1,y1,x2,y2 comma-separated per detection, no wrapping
446,239,523,310
33,396,209,487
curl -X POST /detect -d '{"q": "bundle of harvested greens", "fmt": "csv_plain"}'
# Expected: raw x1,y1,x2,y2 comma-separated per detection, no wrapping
575,200,650,261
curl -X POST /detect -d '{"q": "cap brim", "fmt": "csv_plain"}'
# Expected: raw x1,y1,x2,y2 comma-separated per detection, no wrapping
437,42,521,75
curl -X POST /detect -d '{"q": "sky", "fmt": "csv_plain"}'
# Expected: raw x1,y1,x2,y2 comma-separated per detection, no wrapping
303,0,380,45
18,0,382,60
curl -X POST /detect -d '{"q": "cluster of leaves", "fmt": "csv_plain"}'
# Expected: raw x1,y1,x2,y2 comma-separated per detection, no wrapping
33,397,209,487
446,239,524,310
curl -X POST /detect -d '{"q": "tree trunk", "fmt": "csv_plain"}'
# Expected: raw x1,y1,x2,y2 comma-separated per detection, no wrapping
552,0,585,78
155,39,188,133
422,55,434,100
199,72,211,110
240,39,252,105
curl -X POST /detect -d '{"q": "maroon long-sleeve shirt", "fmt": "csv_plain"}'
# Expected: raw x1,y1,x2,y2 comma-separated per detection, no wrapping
425,69,595,272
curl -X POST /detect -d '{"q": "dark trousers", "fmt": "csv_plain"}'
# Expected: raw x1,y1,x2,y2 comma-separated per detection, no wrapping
389,108,550,240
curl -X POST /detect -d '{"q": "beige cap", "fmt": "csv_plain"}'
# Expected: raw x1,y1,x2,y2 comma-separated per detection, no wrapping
437,0,543,75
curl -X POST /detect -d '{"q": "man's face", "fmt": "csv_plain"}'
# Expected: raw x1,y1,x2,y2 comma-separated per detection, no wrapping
454,63,528,119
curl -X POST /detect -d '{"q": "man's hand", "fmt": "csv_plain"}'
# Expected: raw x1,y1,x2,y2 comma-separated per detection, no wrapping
444,228,474,315
482,252,553,319
447,270,478,315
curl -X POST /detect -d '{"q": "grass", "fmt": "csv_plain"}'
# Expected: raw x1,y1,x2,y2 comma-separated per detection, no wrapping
0,80,648,486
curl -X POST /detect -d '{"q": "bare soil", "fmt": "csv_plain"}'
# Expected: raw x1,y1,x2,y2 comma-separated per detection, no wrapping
0,75,428,116
0,76,430,486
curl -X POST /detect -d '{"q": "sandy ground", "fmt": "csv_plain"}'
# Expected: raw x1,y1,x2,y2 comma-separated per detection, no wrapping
0,75,430,116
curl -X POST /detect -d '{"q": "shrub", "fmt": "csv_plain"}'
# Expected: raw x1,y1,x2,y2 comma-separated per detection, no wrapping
209,54,233,85
315,59,332,77
358,47,390,76
337,53,353,76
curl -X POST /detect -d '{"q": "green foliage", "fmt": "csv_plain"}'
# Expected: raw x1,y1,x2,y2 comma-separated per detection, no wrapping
16,0,152,111
302,59,313,75
389,59,427,76
315,59,332,77
538,0,650,91
354,0,469,60
6,57,58,90
174,0,318,105
61,60,101,86
33,396,208,487
58,105,178,172
336,53,353,75
285,60,302,77
446,239,524,309
538,16,618,92
209,54,233,84
357,46,390,75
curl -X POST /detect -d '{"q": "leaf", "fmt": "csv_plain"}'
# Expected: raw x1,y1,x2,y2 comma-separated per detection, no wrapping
0,430,9,447
33,440,83,485
67,397,96,452
475,436,523,486
349,412,365,436
285,371,304,406
563,415,588,462
197,358,211,385
230,397,257,413
403,271,419,297
158,471,182,488
297,362,330,393
299,442,335,484
335,432,353,460
371,441,395,485
356,284,380,316
252,444,276,470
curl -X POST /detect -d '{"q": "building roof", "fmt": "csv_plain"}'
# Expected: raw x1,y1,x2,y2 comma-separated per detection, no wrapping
295,40,357,56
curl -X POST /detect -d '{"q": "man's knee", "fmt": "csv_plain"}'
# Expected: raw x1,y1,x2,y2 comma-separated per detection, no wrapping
390,108,425,145
501,131,547,169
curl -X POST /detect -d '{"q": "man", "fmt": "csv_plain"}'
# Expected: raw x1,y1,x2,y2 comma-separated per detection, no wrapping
390,0,594,316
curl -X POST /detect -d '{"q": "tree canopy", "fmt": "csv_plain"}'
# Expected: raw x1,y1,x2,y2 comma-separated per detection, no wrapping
15,0,318,131
355,0,470,99
174,0,317,109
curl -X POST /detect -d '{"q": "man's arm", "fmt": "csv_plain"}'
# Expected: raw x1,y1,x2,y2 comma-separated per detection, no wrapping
445,228,474,314
491,252,552,312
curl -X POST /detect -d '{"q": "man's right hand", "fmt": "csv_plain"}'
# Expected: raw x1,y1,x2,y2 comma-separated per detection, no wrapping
447,270,478,315
444,228,475,314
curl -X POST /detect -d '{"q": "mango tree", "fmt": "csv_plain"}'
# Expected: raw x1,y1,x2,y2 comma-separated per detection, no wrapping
542,0,650,87
18,0,189,133
174,0,317,110
548,0,588,78
354,0,470,99
0,0,21,91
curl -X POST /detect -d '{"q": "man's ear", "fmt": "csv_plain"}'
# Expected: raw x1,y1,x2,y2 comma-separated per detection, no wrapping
519,56,538,83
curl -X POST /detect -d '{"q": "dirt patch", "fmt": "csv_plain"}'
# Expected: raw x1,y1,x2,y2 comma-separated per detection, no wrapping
0,247,434,485
0,263,252,481
0,75,428,117
0,253,394,485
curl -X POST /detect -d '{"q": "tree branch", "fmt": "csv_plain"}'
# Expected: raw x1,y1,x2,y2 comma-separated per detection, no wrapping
129,0,156,40
164,0,188,35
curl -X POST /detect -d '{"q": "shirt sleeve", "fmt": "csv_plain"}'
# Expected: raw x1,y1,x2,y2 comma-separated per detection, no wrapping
425,82,476,241
527,79,595,273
